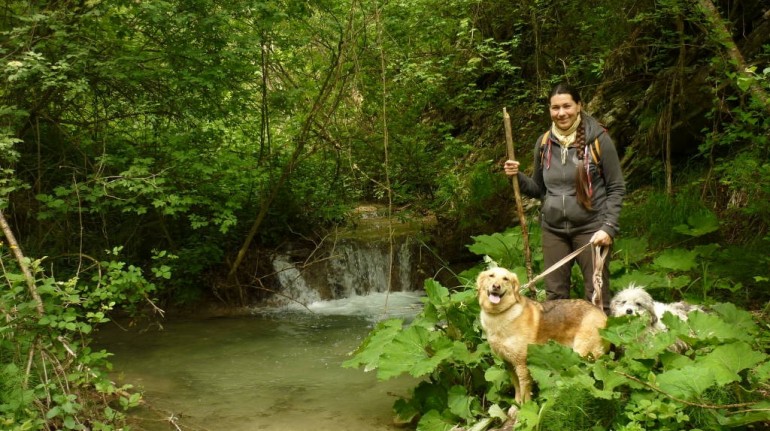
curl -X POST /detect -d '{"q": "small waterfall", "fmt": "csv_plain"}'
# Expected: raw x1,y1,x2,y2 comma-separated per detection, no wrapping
270,254,323,306
269,237,420,306
325,238,415,298
264,210,435,319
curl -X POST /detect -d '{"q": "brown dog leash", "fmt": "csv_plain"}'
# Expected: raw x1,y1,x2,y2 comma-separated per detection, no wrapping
520,242,592,292
521,242,608,310
591,245,609,311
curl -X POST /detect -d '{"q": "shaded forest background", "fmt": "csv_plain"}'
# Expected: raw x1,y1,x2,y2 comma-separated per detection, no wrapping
1,0,769,429
3,0,768,307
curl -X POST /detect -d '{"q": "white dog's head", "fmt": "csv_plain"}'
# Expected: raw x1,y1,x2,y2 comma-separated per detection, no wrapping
609,285,657,323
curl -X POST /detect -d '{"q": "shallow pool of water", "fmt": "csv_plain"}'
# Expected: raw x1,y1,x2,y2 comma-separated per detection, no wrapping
96,293,423,430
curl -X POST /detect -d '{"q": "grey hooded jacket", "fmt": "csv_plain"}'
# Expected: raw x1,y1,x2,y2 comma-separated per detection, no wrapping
516,113,625,238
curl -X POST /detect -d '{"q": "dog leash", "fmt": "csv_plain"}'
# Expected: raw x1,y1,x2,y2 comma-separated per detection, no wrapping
521,242,608,309
520,242,592,292
591,245,609,310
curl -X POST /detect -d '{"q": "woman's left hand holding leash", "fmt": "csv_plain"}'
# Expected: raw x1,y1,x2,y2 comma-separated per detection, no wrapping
590,230,612,247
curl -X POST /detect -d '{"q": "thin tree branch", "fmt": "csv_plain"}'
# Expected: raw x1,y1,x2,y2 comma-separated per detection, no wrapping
0,211,44,316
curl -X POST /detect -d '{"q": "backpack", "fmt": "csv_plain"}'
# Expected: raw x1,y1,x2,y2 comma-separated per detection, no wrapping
538,131,602,175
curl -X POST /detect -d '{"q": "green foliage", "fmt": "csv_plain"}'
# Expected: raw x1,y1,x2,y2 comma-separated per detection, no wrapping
620,189,717,246
0,245,158,429
467,225,542,282
344,277,498,429
346,227,770,430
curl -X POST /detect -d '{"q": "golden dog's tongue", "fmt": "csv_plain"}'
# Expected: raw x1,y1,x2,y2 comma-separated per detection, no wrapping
489,293,501,304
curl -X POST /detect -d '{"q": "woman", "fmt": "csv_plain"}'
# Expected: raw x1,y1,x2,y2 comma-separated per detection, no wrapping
504,83,625,310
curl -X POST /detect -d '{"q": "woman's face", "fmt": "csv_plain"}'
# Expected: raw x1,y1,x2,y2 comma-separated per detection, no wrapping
549,93,581,130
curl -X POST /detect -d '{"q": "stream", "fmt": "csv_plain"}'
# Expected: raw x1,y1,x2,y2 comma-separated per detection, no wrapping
96,292,424,431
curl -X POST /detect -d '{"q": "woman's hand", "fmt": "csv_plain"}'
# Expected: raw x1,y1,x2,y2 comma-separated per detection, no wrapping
504,160,519,176
590,230,612,246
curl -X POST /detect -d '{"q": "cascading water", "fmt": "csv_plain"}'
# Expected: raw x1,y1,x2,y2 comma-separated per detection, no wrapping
267,237,425,320
265,210,434,321
271,253,323,305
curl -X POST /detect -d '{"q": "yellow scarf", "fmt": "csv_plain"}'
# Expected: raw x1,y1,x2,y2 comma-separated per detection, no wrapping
551,113,582,165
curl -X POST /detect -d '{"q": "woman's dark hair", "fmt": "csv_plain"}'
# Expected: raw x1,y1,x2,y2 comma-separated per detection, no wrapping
549,83,593,210
548,82,582,105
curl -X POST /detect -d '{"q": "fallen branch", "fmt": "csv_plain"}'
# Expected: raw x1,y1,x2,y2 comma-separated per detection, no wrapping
0,210,44,316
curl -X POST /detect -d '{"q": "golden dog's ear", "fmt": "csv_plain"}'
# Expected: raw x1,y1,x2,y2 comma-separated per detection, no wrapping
508,270,521,296
475,270,487,296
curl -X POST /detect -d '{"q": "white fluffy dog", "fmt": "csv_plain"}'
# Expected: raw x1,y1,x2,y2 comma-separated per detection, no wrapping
609,285,704,352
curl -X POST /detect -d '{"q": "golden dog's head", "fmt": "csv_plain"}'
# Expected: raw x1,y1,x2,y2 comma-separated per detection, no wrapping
476,267,520,313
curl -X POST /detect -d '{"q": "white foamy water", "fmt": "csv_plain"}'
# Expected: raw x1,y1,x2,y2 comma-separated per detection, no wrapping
254,290,425,322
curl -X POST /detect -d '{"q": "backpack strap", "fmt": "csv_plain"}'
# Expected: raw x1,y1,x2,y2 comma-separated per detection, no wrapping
590,137,602,174
540,131,602,173
539,131,550,168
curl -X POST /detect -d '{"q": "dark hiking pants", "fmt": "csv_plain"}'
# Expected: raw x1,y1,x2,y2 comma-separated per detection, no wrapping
541,228,611,312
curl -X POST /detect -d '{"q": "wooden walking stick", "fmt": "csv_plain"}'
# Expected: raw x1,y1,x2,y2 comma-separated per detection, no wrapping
503,108,535,291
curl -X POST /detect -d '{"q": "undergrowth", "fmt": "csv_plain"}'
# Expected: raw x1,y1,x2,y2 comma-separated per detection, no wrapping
0,246,165,430
344,222,770,431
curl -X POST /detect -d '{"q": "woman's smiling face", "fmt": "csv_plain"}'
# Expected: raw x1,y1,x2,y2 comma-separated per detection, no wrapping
549,93,582,130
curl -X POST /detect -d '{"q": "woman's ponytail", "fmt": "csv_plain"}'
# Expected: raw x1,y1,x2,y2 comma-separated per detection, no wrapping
575,124,593,210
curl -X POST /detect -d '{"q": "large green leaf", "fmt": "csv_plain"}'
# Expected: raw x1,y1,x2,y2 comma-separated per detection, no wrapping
672,212,720,237
447,385,475,420
466,228,527,270
416,409,456,431
688,311,754,343
592,361,629,396
342,318,403,373
710,302,759,335
717,401,770,427
655,365,716,399
695,342,767,386
379,325,454,379
652,248,698,271
614,236,650,265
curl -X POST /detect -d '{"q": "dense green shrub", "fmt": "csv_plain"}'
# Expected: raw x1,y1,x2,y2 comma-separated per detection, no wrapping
345,226,770,430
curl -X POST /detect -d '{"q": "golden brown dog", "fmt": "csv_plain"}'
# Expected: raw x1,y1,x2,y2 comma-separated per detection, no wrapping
477,267,607,404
